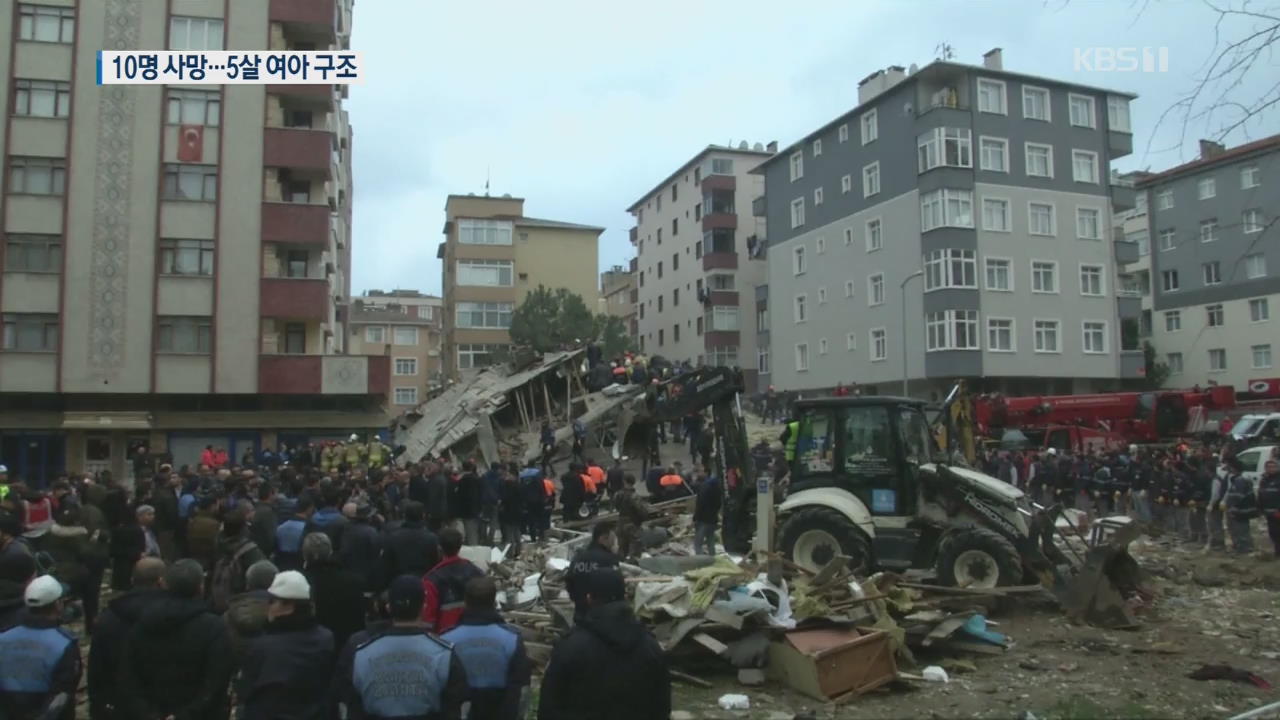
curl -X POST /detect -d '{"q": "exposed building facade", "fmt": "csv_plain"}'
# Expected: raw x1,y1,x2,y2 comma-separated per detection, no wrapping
756,50,1141,400
628,144,771,390
0,0,384,484
1126,136,1278,390
599,262,637,337
345,290,443,411
438,194,602,377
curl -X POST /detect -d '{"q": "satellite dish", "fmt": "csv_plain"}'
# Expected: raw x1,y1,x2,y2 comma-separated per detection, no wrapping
753,142,764,151
908,63,919,75
738,141,748,150
502,193,511,198
903,102,915,116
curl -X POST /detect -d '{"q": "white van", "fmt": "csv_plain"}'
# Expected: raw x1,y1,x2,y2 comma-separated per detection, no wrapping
1236,445,1278,486
1234,413,1280,444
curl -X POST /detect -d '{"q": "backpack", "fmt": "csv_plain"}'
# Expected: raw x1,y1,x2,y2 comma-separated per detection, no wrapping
210,540,258,613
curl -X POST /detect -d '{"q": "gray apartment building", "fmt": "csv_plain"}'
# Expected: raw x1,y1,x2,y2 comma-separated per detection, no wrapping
754,49,1142,400
1130,135,1278,390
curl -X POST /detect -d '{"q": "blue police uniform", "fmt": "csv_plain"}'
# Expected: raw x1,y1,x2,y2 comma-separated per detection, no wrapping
341,625,466,719
442,609,530,719
0,618,80,720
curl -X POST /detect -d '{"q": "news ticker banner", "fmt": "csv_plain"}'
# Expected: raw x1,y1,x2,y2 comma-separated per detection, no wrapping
97,51,364,85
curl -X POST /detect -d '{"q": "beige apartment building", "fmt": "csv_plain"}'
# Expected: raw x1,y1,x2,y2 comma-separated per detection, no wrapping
599,262,637,337
438,194,602,377
346,289,443,411
0,0,385,484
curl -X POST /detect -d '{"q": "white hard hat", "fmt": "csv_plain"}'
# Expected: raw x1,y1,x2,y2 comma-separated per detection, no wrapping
349,434,359,442
268,570,311,601
25,575,63,608
1047,448,1057,456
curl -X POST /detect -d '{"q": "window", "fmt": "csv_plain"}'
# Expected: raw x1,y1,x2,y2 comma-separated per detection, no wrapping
1071,150,1098,183
709,306,739,331
672,288,680,307
169,16,224,50
918,128,972,172
1025,143,1053,178
709,273,735,290
1079,264,1105,296
981,198,1010,232
1032,261,1058,293
813,187,824,206
866,219,882,251
793,294,807,323
671,184,678,202
2,313,57,352
456,259,513,287
977,78,1007,114
844,280,855,298
657,295,663,312
1034,319,1060,353
1202,262,1221,286
815,236,826,254
1167,352,1184,373
1029,202,1056,236
1107,96,1131,132
846,332,857,350
161,164,216,201
13,80,70,118
923,249,977,290
1246,254,1267,279
166,89,220,126
672,252,679,271
861,109,878,144
394,358,418,376
1209,348,1227,372
795,343,809,372
1243,209,1264,233
1161,270,1180,292
1068,94,1095,127
673,324,680,343
789,151,804,181
1206,304,1225,327
672,218,678,236
156,316,211,354
1022,86,1051,121
838,124,849,143
656,229,662,245
757,348,770,374
456,301,513,329
365,326,386,343
985,258,1012,291
394,387,419,405
979,137,1009,172
282,250,309,278
817,286,827,304
5,235,61,273
988,318,1015,352
790,198,805,228
920,189,973,231
818,337,828,355
1199,219,1218,243
842,227,853,246
1157,189,1174,210
1165,311,1182,332
925,310,979,351
868,273,884,306
711,158,733,174
1251,298,1270,322
1082,321,1107,354
457,219,513,245
1134,232,1150,256
18,4,74,43
1198,177,1216,200
841,174,852,193
1251,344,1275,369
9,157,66,195
756,307,769,331
870,328,887,361
862,162,880,197
1075,207,1101,240
393,327,419,345
159,238,214,276
1158,229,1176,251
1241,165,1261,189
457,343,506,370
792,246,806,275
812,138,823,157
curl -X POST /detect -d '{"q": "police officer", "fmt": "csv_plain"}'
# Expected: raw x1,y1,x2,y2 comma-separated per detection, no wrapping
1223,457,1257,554
442,577,531,719
1257,459,1280,557
565,521,621,623
337,574,467,718
0,575,80,720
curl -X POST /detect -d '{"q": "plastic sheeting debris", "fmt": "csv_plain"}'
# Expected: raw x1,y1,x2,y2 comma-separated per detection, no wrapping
717,694,751,710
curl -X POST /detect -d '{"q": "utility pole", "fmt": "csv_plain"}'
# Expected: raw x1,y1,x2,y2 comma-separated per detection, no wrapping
900,270,924,397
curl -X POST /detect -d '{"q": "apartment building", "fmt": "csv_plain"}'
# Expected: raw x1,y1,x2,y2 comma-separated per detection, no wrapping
346,290,443,411
755,50,1141,400
0,0,384,484
439,194,602,377
628,144,771,390
1127,136,1279,390
599,262,637,337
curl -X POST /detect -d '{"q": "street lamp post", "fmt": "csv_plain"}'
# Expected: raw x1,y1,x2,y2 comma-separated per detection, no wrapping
900,270,924,397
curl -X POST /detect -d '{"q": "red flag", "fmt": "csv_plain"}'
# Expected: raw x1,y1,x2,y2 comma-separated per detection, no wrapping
177,124,203,162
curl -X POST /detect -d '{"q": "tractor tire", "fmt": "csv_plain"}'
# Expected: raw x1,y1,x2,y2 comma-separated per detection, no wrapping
935,527,1022,589
779,507,872,575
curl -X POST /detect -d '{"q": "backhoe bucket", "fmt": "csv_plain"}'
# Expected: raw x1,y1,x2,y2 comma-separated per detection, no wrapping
1057,518,1145,629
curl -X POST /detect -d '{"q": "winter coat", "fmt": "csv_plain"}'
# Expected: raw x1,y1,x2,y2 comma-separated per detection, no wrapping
338,519,381,592
692,478,722,526
237,613,335,720
381,521,440,581
44,523,103,588
537,600,670,720
0,578,25,632
564,542,621,618
118,593,234,720
88,588,164,720
305,559,367,652
249,503,277,558
498,478,525,525
186,511,221,569
224,589,271,660
421,555,484,635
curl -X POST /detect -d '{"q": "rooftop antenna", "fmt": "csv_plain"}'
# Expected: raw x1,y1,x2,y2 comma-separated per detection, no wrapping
935,42,954,61
484,166,490,197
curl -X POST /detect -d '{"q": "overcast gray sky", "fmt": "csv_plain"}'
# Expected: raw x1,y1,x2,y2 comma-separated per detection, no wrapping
345,0,1274,297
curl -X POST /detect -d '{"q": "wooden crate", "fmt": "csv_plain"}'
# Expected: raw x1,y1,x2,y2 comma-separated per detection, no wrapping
767,626,897,703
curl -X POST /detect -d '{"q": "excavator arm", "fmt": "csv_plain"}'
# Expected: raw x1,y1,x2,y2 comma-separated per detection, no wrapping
933,380,977,466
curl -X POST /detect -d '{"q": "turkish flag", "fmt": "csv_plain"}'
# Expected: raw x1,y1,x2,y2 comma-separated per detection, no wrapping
177,125,203,162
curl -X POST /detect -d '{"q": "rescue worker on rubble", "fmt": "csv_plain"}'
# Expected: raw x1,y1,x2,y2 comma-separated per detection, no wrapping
1224,457,1258,554
614,475,650,560
780,417,800,467
659,465,687,501
561,463,586,522
1187,457,1213,545
565,521,621,623
1257,459,1280,557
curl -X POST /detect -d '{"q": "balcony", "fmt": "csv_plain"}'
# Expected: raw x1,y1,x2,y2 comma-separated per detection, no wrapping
704,331,739,349
269,0,336,38
267,84,334,106
1109,130,1133,159
259,354,389,395
1117,295,1142,318
261,277,329,320
629,226,638,245
1110,182,1136,212
702,212,738,231
752,196,766,217
707,291,738,306
264,127,333,174
629,288,639,304
262,201,329,247
702,252,738,271
1114,239,1140,265
1119,350,1145,379
701,174,735,192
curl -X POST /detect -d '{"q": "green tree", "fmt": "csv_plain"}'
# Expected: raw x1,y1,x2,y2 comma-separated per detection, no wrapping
508,285,596,353
1143,341,1171,390
594,313,636,359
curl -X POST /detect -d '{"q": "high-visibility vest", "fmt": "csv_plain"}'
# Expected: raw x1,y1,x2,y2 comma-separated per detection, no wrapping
784,421,800,461
587,465,605,488
659,474,684,488
542,478,555,497
581,473,597,495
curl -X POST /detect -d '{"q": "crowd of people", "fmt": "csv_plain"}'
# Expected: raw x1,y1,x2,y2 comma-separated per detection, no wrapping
0,444,676,719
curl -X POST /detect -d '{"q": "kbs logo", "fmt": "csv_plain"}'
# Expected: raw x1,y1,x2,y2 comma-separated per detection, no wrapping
1073,47,1169,73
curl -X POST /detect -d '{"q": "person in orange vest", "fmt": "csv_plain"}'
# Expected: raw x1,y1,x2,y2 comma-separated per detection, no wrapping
540,474,556,534
585,459,605,498
658,466,687,501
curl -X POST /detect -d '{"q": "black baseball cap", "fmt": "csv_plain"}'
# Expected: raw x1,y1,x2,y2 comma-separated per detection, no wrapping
387,574,424,615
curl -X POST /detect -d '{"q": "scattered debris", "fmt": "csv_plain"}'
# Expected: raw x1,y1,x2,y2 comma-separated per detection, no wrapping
921,665,950,683
718,693,751,710
1188,663,1272,689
